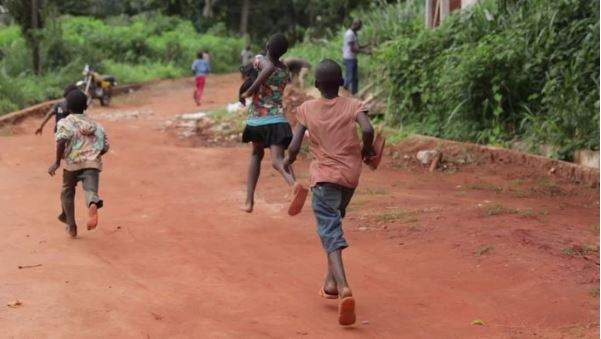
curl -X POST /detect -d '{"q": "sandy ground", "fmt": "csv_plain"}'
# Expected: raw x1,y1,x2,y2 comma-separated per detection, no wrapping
0,73,599,338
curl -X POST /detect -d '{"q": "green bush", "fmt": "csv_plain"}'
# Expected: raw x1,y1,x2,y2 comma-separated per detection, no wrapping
287,0,423,88
0,13,245,116
377,0,599,158
289,0,598,158
103,60,184,83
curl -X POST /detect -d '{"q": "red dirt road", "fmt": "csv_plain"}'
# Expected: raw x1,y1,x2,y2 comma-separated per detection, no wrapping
1,74,599,338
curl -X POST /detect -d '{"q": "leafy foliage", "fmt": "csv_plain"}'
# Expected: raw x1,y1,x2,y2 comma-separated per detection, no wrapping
0,13,244,115
289,0,598,158
377,0,599,158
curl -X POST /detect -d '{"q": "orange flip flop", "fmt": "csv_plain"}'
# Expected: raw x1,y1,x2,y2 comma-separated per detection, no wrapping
338,296,356,326
288,183,308,216
87,204,98,230
318,287,338,300
367,131,385,170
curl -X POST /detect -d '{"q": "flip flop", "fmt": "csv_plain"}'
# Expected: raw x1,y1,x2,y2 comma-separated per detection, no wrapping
87,204,98,230
338,296,356,326
318,287,339,300
288,183,308,216
367,131,385,170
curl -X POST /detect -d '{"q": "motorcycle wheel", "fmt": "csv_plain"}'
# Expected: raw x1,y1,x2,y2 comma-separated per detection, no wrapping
100,92,111,106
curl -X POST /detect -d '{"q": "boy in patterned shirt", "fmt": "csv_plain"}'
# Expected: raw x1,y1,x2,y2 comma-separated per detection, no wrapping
48,89,109,238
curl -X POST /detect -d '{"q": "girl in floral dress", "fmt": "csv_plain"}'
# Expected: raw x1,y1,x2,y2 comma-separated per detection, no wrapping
240,33,308,214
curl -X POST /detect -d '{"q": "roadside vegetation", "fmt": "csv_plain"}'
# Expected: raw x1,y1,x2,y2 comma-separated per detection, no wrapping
0,0,366,116
291,0,599,159
0,14,243,114
0,0,598,160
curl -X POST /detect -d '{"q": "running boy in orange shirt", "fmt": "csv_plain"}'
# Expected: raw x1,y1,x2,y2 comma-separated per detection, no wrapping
284,59,379,326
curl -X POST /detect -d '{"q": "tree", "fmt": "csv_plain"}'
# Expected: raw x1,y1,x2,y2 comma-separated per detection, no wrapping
203,0,216,18
2,0,44,74
239,0,249,35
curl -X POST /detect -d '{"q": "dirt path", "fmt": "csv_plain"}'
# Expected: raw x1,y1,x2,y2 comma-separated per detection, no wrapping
0,74,598,338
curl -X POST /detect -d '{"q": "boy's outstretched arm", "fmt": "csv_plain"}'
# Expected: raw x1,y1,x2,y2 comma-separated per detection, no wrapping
35,108,54,135
357,111,375,160
48,139,66,176
283,123,307,172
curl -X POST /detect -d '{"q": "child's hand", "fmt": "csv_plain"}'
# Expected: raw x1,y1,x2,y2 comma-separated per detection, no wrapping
362,145,376,161
48,162,60,176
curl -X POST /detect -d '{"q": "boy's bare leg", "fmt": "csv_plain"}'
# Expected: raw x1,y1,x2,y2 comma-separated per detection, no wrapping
323,256,338,296
80,169,102,230
269,144,295,186
329,249,356,326
328,249,351,297
61,170,78,238
193,89,200,106
243,141,264,212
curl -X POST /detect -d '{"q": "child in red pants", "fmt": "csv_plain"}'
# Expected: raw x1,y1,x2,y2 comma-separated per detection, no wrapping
191,50,211,106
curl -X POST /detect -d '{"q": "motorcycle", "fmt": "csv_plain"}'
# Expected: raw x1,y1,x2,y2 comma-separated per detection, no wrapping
77,65,117,107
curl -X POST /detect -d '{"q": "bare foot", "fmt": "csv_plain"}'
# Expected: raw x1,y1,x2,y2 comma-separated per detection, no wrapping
319,283,339,299
241,201,253,213
66,224,77,238
87,204,98,230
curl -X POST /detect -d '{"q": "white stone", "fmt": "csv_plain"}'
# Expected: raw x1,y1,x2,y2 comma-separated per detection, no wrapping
416,149,440,165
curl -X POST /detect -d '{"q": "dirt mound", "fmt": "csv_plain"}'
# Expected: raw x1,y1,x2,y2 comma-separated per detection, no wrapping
390,135,600,187
163,109,244,147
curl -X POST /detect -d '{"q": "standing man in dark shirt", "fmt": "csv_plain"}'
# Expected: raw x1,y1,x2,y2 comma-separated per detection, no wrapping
35,84,79,135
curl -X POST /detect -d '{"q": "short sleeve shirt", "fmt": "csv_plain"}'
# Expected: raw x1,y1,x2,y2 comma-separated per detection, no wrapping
342,29,357,60
55,114,108,171
297,96,366,188
241,50,254,66
191,59,210,76
247,66,290,126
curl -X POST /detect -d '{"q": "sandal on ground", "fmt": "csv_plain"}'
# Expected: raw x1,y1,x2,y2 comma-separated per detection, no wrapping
338,296,356,326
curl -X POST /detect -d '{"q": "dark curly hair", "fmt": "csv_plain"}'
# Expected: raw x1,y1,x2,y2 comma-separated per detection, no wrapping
66,89,88,114
267,33,288,59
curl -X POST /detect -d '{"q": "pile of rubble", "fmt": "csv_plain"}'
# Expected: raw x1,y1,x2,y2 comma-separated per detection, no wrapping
162,109,243,147
94,108,154,121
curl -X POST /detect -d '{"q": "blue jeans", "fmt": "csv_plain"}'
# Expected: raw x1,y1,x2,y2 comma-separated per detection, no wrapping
311,183,356,253
343,58,358,95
